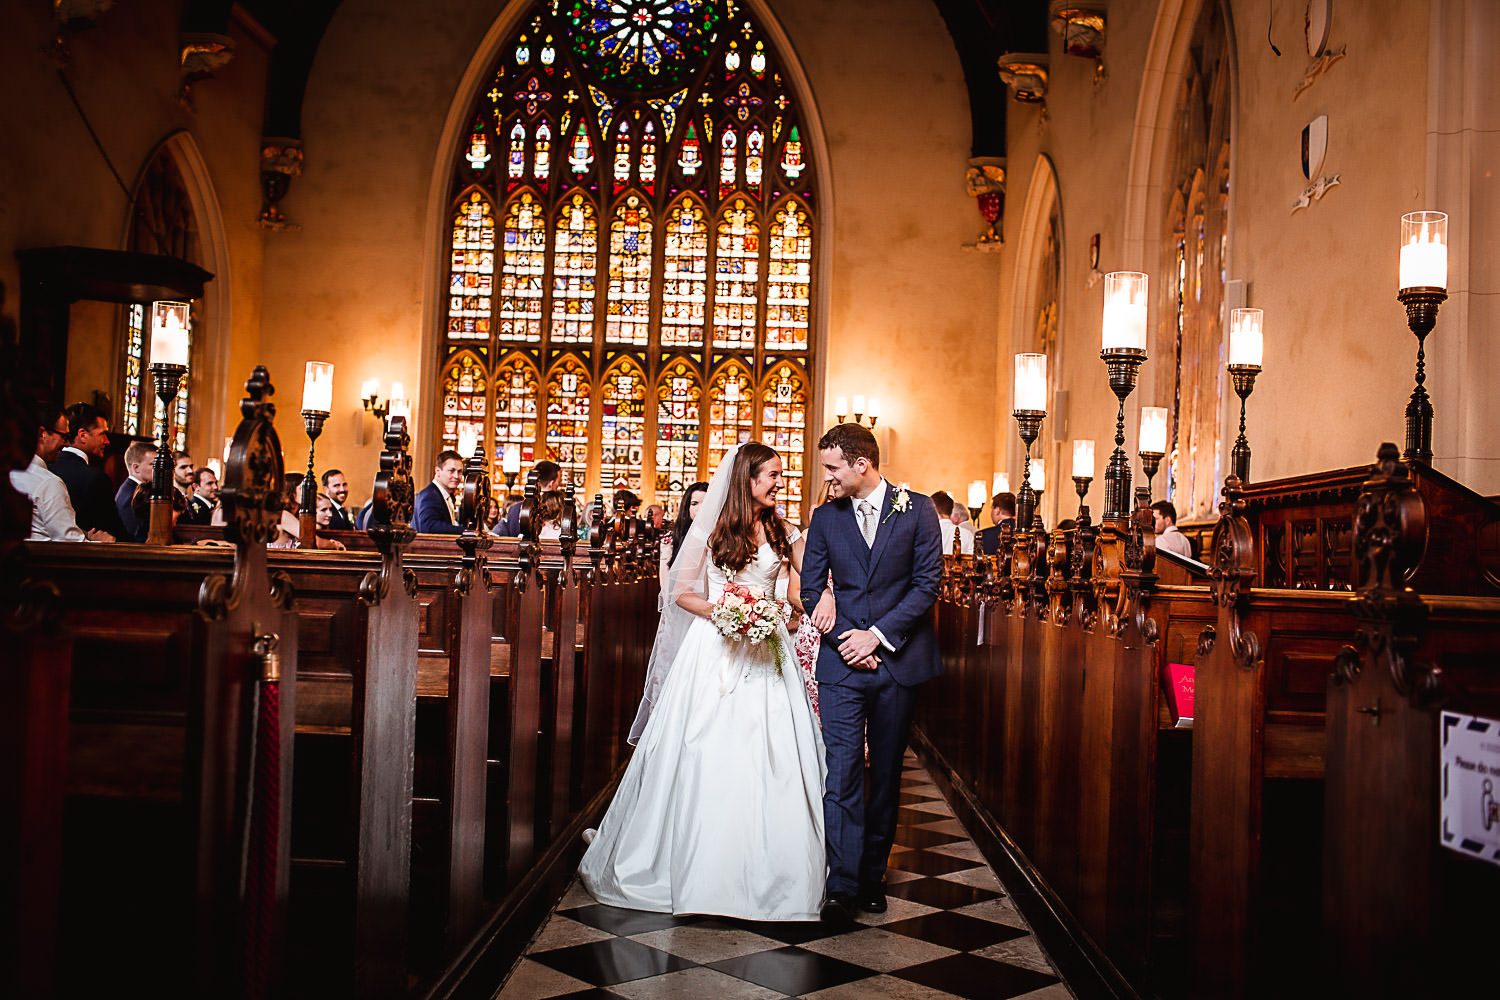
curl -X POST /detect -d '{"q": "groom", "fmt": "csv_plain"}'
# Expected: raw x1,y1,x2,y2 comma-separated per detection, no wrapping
800,423,944,924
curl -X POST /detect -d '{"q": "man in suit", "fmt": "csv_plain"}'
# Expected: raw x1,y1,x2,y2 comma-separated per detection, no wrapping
498,460,560,536
412,450,466,534
51,403,130,541
172,452,195,501
929,491,973,555
800,422,944,925
321,468,353,530
115,440,157,542
183,467,219,524
10,398,112,542
976,491,1017,555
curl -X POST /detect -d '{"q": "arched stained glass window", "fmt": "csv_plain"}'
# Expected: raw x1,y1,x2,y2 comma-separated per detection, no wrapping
442,354,489,454
707,362,753,471
551,192,599,343
545,356,591,486
606,194,652,344
761,363,807,520
654,358,701,508
449,191,495,343
500,192,546,342
437,0,818,504
601,358,647,490
122,304,144,436
661,197,708,348
493,355,539,464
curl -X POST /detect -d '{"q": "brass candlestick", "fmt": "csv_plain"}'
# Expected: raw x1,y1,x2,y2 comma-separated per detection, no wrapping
297,408,329,548
1139,449,1164,503
1013,409,1046,532
1397,286,1445,463
1100,347,1146,520
145,361,188,544
1228,363,1261,482
1073,474,1092,522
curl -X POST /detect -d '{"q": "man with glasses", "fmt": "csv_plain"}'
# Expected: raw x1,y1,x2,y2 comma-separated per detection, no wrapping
9,399,113,541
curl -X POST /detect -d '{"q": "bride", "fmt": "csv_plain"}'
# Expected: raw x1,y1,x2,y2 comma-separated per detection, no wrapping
579,442,830,920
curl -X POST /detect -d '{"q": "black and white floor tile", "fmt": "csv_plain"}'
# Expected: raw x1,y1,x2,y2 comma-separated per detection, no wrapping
497,753,1073,1000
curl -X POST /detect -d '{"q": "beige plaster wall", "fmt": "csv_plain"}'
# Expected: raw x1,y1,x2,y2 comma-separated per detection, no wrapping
999,0,1471,524
261,0,1002,507
0,0,271,461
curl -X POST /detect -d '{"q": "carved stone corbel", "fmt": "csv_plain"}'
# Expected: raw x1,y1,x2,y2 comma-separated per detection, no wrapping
1207,475,1262,671
1331,443,1438,705
359,415,417,606
199,367,294,620
259,138,304,231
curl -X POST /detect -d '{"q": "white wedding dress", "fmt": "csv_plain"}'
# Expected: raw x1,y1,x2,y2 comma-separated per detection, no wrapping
579,539,828,920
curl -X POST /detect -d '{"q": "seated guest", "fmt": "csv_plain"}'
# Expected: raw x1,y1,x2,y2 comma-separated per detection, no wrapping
931,491,973,555
115,440,158,543
51,403,130,541
1152,500,1193,558
321,468,353,530
182,467,219,524
413,450,466,534
129,479,187,538
976,492,1017,555
613,488,640,517
499,460,560,536
953,501,977,550
10,399,112,542
643,503,664,531
173,452,195,500
316,492,337,531
536,490,564,540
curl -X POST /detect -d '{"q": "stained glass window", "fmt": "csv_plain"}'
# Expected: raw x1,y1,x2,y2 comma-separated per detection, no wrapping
499,192,546,342
661,197,708,348
766,200,811,350
707,363,753,471
438,0,817,502
606,194,652,345
551,192,598,343
493,355,539,464
761,363,807,521
713,197,758,350
122,304,144,435
654,359,701,508
441,354,489,455
449,191,495,342
545,356,591,487
601,358,647,490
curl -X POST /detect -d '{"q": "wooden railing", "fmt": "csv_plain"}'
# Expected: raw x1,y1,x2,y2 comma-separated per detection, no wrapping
2,367,660,999
920,447,1500,999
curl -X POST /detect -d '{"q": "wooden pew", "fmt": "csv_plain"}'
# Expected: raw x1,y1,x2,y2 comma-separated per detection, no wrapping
4,368,299,999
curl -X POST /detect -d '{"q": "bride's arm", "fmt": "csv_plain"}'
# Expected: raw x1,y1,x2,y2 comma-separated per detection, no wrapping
675,592,714,619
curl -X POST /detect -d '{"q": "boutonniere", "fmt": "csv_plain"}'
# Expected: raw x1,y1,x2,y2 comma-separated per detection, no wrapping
883,485,911,524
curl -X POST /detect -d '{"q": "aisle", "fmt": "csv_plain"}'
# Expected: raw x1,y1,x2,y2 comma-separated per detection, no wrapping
496,752,1073,999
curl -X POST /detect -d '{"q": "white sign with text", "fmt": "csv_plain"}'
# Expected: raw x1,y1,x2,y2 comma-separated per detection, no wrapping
1440,711,1500,867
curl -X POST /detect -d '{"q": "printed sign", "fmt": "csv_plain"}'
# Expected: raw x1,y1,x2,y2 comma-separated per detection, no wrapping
1440,711,1500,867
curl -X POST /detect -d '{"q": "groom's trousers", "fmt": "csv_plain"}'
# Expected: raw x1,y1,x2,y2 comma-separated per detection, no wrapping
820,664,918,896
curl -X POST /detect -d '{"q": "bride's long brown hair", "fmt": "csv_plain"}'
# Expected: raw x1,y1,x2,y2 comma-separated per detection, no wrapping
709,442,792,573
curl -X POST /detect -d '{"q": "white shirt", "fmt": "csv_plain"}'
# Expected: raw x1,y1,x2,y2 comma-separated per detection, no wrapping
435,481,458,523
61,446,90,463
938,518,974,555
1157,524,1193,558
11,454,88,541
851,478,896,653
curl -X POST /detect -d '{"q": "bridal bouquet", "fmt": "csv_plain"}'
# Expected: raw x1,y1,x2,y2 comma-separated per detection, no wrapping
710,581,793,675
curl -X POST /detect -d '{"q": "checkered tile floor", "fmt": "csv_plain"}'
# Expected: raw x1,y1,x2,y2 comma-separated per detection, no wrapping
496,752,1073,999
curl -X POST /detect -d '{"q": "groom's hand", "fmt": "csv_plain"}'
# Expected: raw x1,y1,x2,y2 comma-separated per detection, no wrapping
837,628,880,664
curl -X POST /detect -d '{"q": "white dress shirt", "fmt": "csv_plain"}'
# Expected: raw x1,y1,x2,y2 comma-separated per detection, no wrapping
851,478,897,653
1157,524,1193,558
11,454,88,541
938,518,974,555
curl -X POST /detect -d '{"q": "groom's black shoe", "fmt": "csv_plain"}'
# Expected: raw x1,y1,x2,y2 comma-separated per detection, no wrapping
855,884,887,914
820,892,857,927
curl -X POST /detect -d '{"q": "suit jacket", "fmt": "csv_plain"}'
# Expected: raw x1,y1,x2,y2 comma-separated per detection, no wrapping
51,451,130,541
327,503,353,531
182,494,216,525
115,477,149,541
800,484,944,688
976,521,1015,555
412,481,463,534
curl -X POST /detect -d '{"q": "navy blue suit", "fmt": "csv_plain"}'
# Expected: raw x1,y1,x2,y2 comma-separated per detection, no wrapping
411,482,463,534
800,483,943,897
50,450,130,541
115,478,149,542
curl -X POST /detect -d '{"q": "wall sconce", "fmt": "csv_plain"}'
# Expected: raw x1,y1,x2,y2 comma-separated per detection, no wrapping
1137,405,1168,501
992,472,1010,496
387,389,411,426
361,378,389,421
833,395,880,428
1072,439,1095,519
1227,307,1264,482
299,361,334,548
145,300,191,544
1397,211,1447,463
1100,270,1149,520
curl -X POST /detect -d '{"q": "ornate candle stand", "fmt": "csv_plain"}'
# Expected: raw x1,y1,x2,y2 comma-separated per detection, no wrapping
1227,362,1261,482
1013,409,1046,531
1100,347,1146,520
145,361,188,544
297,406,329,548
1138,448,1164,503
1397,285,1445,463
1072,474,1092,521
